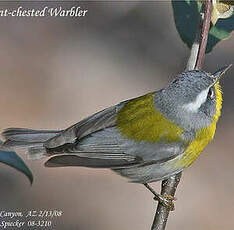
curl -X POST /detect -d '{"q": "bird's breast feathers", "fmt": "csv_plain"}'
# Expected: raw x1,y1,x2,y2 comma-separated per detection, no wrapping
172,82,222,167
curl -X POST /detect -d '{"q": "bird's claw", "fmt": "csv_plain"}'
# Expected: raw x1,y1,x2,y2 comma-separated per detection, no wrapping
153,194,176,211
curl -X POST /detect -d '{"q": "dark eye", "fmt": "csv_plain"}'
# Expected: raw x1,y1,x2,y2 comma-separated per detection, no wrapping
208,88,214,99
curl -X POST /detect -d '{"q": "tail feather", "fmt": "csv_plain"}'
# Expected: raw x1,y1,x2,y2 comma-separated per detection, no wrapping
1,128,62,160
2,128,61,142
1,140,43,150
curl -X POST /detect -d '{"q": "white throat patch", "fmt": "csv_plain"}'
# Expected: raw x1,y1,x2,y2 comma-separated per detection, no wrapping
183,88,209,112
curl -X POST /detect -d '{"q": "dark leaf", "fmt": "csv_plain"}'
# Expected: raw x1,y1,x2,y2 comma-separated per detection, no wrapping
0,141,33,184
207,15,234,52
172,0,234,53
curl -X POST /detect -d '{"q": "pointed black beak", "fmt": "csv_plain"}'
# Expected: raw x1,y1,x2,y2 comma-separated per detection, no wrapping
212,64,232,82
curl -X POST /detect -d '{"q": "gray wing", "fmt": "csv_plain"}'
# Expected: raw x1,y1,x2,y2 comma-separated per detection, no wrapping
45,102,127,149
43,98,146,168
44,126,185,169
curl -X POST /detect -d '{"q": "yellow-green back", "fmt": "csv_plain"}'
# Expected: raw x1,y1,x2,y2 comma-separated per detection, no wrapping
116,93,183,143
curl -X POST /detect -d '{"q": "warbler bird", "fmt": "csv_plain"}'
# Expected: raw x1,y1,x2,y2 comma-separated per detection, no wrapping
0,65,231,209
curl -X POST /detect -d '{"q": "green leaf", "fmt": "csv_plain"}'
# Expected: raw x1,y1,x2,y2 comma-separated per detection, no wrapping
0,141,33,184
172,0,234,53
172,0,200,49
207,15,234,52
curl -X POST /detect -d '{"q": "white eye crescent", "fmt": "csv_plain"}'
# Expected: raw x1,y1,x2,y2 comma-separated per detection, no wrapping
208,88,214,99
183,88,209,112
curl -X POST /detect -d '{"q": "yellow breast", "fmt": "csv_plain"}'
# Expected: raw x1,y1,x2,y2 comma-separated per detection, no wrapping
173,82,222,168
116,93,183,143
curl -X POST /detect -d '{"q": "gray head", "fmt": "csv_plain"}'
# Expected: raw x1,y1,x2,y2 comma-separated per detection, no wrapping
154,65,231,132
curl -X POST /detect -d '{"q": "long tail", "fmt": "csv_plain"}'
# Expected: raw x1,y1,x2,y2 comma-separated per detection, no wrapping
1,128,62,160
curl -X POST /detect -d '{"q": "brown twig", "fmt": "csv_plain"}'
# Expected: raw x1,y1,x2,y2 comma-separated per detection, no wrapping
195,0,212,69
151,1,212,230
151,173,182,230
187,0,212,70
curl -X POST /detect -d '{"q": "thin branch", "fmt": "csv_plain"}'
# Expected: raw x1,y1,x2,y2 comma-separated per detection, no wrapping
186,14,202,70
187,0,212,70
195,0,212,69
151,1,212,230
151,173,182,230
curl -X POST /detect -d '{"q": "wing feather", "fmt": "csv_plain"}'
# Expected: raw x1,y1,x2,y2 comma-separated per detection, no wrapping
44,154,141,168
45,102,126,149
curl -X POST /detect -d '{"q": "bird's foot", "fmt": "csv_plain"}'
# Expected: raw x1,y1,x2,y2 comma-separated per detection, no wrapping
143,183,176,211
154,194,176,211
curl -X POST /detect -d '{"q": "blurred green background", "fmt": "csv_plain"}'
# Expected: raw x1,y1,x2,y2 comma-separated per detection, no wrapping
0,1,233,230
